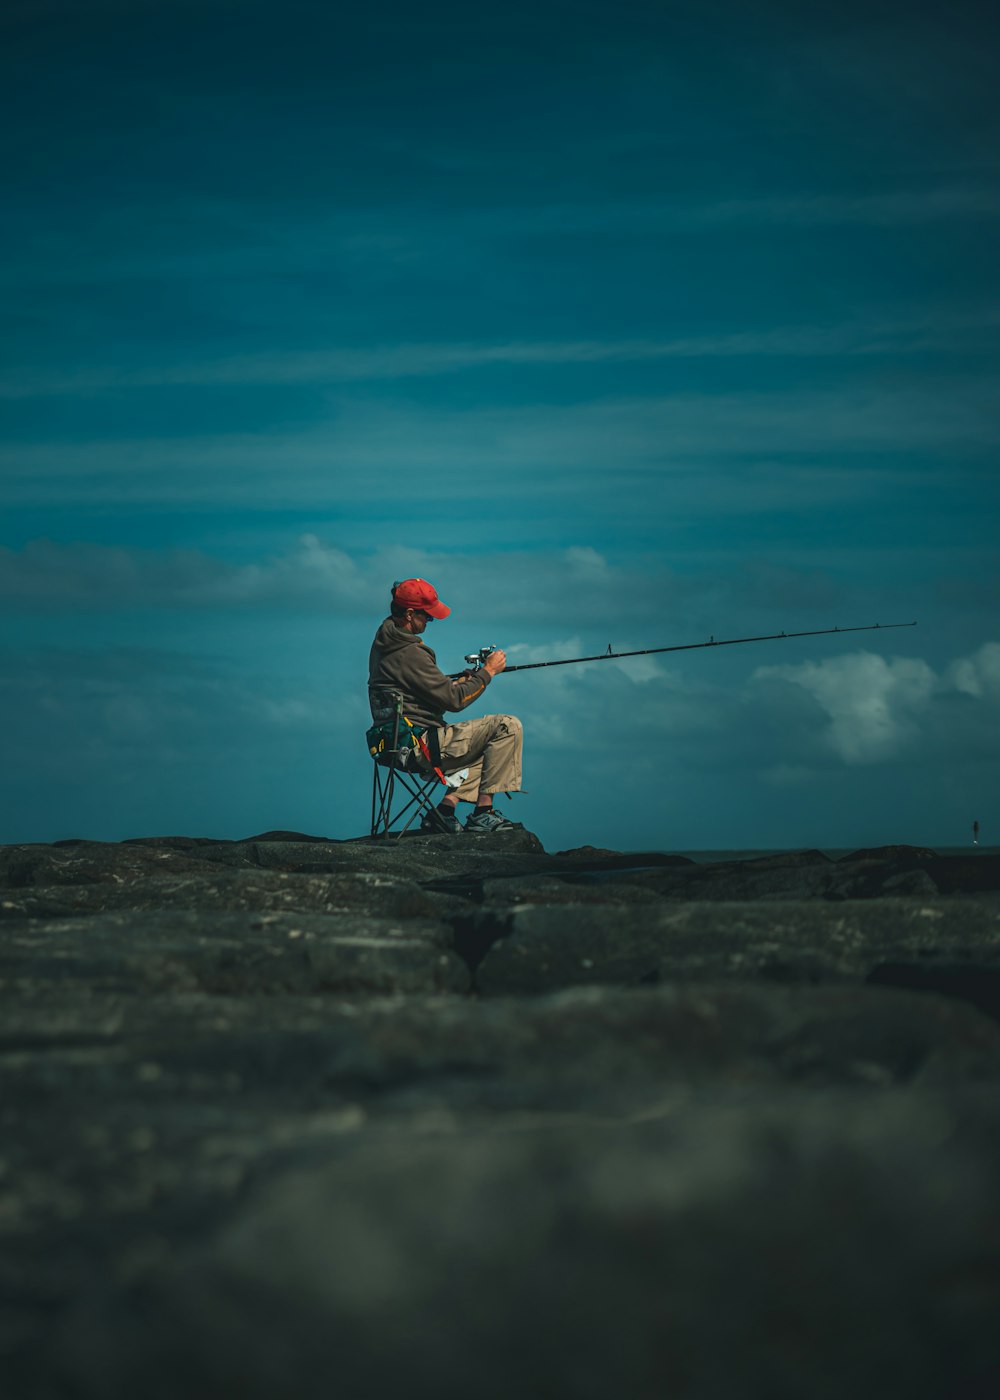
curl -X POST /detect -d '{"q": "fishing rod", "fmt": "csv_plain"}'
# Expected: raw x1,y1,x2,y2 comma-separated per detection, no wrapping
463,621,917,674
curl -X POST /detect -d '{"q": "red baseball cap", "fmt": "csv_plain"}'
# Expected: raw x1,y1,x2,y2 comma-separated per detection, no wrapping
391,578,451,620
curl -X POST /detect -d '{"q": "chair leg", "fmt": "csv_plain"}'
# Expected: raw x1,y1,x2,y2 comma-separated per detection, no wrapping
391,773,441,836
371,764,381,836
370,762,442,838
371,762,398,838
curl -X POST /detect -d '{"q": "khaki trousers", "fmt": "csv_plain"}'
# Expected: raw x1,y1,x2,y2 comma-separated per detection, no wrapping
422,713,523,804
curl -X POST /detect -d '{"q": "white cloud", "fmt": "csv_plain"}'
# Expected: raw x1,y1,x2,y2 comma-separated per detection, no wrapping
506,637,586,665
947,642,1000,700
0,538,684,625
754,644,1000,768
754,652,938,763
0,536,374,613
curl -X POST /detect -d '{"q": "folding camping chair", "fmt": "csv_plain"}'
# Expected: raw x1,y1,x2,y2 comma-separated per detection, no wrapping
367,687,452,838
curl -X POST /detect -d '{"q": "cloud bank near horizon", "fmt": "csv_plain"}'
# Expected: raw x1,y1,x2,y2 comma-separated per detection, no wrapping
0,535,912,629
2,632,996,846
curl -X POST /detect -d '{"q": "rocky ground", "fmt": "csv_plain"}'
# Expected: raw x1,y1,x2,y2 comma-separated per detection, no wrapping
2,831,1000,1399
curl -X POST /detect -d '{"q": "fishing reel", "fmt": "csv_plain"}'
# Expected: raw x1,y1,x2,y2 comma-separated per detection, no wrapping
464,645,498,671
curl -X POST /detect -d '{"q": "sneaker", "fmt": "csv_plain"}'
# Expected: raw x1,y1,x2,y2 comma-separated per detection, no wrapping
420,806,463,835
464,807,520,834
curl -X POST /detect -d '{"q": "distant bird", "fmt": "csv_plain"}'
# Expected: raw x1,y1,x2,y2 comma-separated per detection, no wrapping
973,820,980,846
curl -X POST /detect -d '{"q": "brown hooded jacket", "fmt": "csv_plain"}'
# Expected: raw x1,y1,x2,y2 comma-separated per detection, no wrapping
367,617,492,729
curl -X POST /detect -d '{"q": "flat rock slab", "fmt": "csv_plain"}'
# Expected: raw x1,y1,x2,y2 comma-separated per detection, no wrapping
53,1089,1000,1400
0,868,471,923
0,841,223,889
1,910,468,998
472,897,1000,998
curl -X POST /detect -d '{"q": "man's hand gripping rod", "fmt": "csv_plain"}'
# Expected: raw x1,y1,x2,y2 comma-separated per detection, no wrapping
462,621,917,674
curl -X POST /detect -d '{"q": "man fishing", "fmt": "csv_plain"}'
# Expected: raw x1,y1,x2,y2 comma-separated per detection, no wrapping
368,578,523,834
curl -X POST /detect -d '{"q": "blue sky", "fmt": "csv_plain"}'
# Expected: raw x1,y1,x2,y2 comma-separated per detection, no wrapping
2,0,998,850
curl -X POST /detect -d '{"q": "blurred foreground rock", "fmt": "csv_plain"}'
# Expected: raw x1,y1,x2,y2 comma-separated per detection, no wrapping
2,832,1000,1399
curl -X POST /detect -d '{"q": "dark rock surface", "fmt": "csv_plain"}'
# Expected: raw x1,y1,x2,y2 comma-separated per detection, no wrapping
3,832,1000,1399
471,898,1000,996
